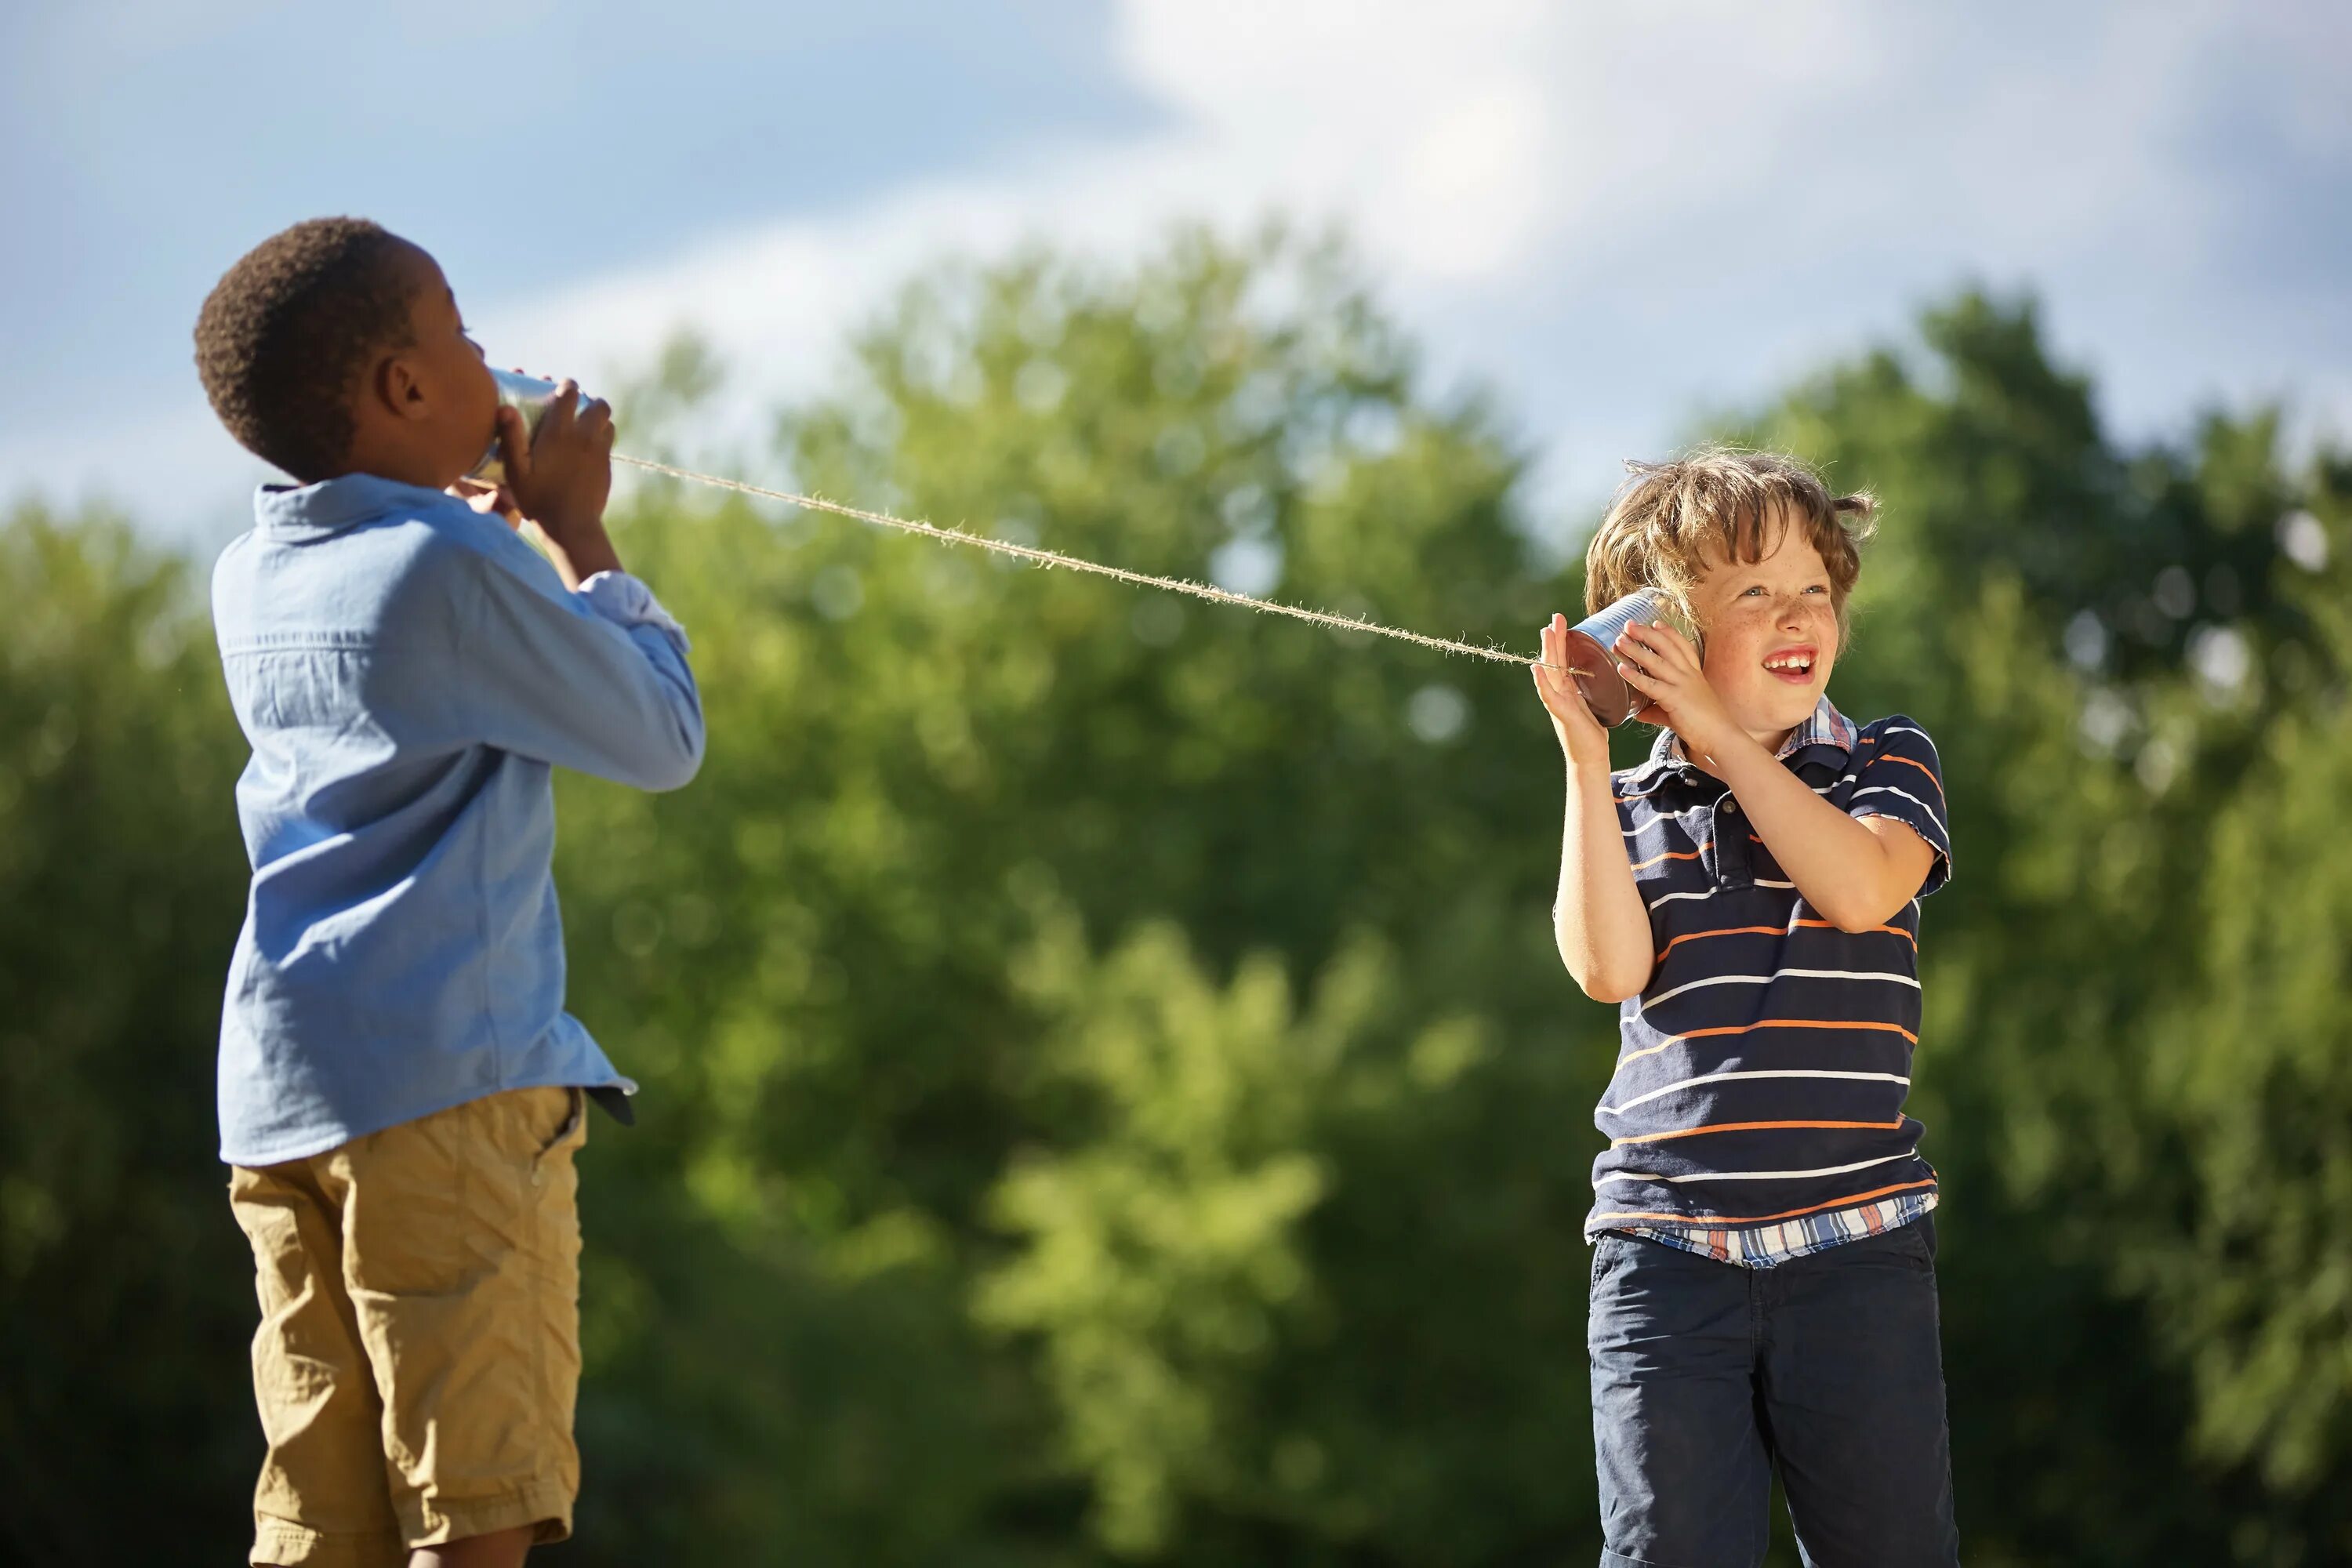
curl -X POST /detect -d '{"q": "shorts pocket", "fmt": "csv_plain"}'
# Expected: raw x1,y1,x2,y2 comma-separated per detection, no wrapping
532,1087,587,1170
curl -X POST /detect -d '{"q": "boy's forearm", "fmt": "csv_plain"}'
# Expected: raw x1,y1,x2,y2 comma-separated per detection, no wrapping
1552,758,1653,1002
1709,739,1911,931
530,517,624,592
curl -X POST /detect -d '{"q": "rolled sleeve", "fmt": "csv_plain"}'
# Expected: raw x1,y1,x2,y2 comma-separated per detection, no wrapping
579,569,690,651
1847,717,1951,898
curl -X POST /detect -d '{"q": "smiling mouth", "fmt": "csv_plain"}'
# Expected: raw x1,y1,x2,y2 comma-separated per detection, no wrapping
1762,648,1817,682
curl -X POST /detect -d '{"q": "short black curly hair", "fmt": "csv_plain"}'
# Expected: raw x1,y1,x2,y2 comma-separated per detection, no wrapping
194,217,423,481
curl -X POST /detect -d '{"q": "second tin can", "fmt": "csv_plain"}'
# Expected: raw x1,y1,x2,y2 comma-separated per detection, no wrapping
1559,588,1672,727
469,368,605,485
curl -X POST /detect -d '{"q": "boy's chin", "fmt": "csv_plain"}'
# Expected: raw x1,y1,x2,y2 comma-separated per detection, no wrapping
1739,681,1824,731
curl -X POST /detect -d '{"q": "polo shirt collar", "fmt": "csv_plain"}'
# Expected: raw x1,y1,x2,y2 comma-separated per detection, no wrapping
1616,695,1857,797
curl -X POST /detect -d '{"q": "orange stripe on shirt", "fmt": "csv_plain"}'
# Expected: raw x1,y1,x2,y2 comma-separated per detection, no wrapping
1611,1117,1907,1148
1616,1037,1681,1066
1628,842,1711,873
1591,1177,1938,1226
1617,1018,1922,1066
1679,1018,1920,1044
1653,924,1784,964
1793,917,1918,947
1875,753,1945,800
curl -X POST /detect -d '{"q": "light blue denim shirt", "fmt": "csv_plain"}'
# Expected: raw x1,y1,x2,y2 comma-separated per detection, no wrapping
211,474,705,1165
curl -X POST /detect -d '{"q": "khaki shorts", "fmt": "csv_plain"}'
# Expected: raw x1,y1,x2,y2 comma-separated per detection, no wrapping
228,1086,590,1568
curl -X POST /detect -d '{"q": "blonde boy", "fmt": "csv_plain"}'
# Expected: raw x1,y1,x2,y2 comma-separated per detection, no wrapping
1532,449,1959,1567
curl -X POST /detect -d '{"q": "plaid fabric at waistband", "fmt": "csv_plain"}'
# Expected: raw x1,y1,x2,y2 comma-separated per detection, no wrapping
1610,1190,1939,1269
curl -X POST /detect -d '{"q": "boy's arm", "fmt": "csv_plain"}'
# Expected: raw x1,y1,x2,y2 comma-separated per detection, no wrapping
1699,743,1936,932
448,524,706,792
1612,622,1940,931
437,390,706,791
1534,615,1654,1002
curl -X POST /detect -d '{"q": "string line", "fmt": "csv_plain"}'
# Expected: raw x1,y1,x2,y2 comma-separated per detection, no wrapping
613,452,1555,670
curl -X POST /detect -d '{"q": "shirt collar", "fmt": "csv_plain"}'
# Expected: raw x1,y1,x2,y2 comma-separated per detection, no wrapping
253,472,461,536
1616,695,1857,797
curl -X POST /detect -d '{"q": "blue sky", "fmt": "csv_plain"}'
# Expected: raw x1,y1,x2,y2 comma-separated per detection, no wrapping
5,1,2346,550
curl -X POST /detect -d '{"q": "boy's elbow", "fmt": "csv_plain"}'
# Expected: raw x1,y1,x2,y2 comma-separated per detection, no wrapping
642,753,701,793
1817,891,1900,934
648,727,706,793
631,710,706,793
1565,950,1647,1005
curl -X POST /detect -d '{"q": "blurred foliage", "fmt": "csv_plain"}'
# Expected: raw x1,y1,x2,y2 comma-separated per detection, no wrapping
3,230,2348,1565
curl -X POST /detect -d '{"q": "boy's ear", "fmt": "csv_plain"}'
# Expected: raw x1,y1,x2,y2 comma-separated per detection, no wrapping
365,350,433,424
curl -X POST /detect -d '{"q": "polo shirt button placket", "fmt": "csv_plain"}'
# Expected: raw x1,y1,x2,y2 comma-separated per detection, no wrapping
1716,797,1748,889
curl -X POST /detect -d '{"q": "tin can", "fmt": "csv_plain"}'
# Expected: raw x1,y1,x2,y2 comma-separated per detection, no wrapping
1559,588,1671,727
469,368,604,485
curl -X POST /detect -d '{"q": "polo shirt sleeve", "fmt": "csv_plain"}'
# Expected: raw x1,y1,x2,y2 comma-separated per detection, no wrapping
1847,717,1951,898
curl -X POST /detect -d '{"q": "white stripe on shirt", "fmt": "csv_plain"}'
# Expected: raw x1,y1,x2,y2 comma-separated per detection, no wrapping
1594,1152,1919,1188
1599,1068,1911,1116
1622,802,1713,837
1644,878,1794,911
1641,966,1919,1012
1850,782,1940,819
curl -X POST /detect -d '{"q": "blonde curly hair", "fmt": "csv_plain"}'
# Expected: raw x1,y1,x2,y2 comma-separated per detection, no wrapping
1584,446,1877,652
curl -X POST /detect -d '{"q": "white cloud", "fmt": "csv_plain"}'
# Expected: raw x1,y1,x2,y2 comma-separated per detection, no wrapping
10,0,2344,543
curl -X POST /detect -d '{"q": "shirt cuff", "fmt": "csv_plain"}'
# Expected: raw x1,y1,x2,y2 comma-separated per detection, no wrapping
578,571,690,650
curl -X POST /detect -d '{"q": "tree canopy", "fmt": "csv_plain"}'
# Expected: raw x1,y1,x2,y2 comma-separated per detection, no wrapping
3,229,2347,1565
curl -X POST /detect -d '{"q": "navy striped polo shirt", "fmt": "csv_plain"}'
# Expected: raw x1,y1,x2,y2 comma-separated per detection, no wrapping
1586,697,1954,1248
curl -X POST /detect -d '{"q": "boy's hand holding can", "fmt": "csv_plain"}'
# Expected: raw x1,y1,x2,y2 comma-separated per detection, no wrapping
1608,619,1742,771
1533,612,1618,773
490,373,622,588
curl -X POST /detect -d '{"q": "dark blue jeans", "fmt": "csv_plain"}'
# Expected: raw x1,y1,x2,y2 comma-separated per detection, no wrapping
1588,1219,1960,1568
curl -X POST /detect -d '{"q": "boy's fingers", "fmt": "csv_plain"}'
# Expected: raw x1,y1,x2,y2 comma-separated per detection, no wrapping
542,379,580,441
495,406,532,483
1617,627,1682,673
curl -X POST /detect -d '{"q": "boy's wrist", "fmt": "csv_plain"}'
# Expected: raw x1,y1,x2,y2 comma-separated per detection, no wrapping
1698,727,1776,788
1563,745,1614,788
528,516,625,590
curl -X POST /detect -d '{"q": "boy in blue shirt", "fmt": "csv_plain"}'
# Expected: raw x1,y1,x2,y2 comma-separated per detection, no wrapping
194,217,705,1567
1532,449,1959,1566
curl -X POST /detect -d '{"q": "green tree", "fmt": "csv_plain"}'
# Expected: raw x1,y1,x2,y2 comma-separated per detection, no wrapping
554,227,1602,1563
0,507,256,1560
